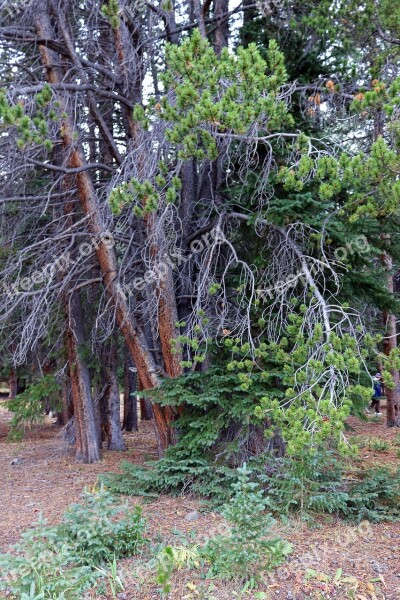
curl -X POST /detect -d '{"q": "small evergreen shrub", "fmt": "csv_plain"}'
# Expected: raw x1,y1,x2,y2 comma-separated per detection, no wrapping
393,433,400,446
102,457,242,505
262,455,400,523
6,374,60,441
0,487,147,599
58,486,147,565
202,464,292,579
345,467,400,522
105,455,400,524
261,451,349,517
367,437,391,452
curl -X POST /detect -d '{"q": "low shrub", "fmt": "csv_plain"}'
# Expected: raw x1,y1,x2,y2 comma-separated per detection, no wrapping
367,437,391,452
102,457,244,506
261,451,349,517
6,374,60,441
203,464,292,579
344,467,400,522
0,487,147,599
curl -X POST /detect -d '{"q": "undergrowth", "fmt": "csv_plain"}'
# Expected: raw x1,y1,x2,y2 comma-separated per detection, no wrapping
147,465,292,595
104,453,400,523
0,486,147,599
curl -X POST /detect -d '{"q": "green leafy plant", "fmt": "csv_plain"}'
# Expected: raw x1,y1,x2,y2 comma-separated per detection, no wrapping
345,467,400,522
0,487,147,599
94,555,124,600
102,457,242,505
367,437,391,452
6,374,60,441
261,451,349,518
202,464,292,579
0,515,97,599
58,486,147,565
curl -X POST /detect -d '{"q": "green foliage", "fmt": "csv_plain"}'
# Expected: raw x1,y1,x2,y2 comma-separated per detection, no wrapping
345,468,400,523
93,556,125,600
6,374,60,440
203,464,292,579
104,450,400,528
367,438,391,452
352,436,392,452
101,0,120,28
58,487,147,565
261,451,349,517
152,544,201,595
264,457,400,523
0,86,55,150
0,487,147,599
102,457,240,505
145,323,372,459
155,546,175,595
110,30,293,215
147,466,291,591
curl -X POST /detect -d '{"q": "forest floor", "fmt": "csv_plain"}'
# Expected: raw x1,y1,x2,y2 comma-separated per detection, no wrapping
1,400,400,600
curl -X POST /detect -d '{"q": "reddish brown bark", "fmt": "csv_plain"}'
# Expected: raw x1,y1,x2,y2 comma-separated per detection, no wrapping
36,5,178,454
66,292,100,463
381,235,400,427
108,3,183,383
8,368,17,399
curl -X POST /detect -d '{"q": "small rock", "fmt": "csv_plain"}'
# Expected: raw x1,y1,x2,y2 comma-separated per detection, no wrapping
185,510,200,522
372,561,387,573
10,457,22,466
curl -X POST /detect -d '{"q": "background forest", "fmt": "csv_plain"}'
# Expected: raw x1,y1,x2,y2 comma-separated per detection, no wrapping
1,0,400,598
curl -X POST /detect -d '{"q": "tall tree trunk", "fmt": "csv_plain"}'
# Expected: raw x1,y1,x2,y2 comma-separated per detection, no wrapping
213,0,229,56
66,292,100,463
123,345,138,432
103,333,126,450
8,368,17,399
381,236,400,427
60,371,73,427
374,104,400,427
35,2,177,454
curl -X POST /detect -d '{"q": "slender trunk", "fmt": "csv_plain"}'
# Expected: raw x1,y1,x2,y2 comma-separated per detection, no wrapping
103,333,126,450
138,375,153,421
140,398,153,421
213,0,229,56
123,345,138,431
60,372,73,426
66,292,100,463
381,237,400,426
8,368,17,399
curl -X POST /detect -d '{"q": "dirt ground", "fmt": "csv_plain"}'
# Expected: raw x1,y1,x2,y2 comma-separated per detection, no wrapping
1,400,400,600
